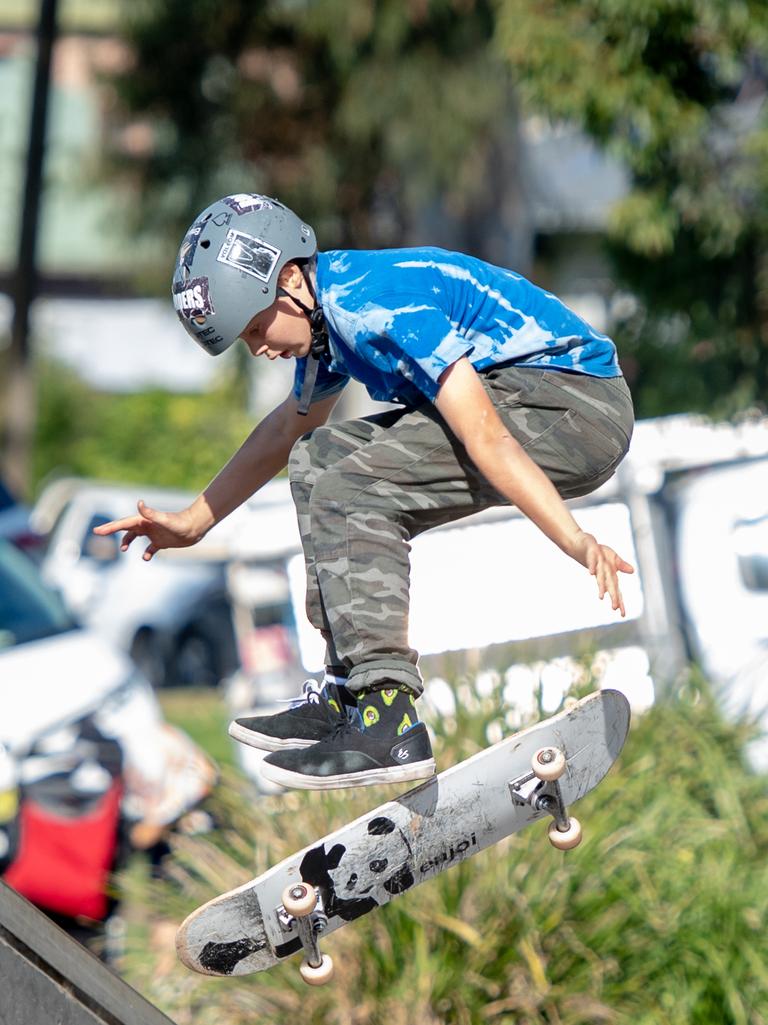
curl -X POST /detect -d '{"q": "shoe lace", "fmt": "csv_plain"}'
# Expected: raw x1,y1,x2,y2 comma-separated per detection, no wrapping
277,679,362,730
328,717,361,741
277,679,326,709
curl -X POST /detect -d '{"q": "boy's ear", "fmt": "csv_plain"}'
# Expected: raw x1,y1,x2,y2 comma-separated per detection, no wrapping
278,261,303,289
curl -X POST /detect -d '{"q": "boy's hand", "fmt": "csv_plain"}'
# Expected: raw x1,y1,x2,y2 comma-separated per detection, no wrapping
568,531,634,617
92,500,204,562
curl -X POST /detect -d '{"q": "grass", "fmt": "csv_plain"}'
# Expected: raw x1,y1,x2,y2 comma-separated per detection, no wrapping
156,686,237,772
119,676,768,1025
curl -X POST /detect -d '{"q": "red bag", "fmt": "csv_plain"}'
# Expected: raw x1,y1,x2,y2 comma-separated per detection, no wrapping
4,781,122,921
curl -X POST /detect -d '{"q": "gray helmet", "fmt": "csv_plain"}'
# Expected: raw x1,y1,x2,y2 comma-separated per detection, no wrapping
171,194,317,355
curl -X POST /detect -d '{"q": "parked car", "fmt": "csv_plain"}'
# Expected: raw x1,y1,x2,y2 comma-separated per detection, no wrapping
0,477,44,557
0,538,216,941
31,479,238,688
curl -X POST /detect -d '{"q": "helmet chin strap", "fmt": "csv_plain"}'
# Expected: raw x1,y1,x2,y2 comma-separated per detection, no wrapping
277,267,330,415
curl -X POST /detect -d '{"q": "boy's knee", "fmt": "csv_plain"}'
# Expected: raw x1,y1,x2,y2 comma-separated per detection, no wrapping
308,465,345,512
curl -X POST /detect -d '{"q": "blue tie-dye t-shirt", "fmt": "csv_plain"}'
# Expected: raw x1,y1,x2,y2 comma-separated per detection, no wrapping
293,247,621,408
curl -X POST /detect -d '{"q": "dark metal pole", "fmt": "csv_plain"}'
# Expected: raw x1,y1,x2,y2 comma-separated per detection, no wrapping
2,0,59,494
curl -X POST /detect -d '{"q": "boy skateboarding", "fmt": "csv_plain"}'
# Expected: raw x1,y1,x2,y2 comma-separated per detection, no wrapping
95,193,634,792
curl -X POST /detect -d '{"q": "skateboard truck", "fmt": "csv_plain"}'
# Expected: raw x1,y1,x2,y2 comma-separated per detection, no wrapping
508,746,583,851
279,883,334,985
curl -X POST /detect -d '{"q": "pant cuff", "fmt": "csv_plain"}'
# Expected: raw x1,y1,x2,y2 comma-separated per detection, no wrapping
347,660,423,697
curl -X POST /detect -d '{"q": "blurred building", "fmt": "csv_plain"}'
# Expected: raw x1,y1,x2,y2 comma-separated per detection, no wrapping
0,2,228,397
0,2,163,291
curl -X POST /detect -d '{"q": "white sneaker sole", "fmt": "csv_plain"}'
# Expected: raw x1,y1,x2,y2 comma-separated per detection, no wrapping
258,757,437,791
227,721,318,752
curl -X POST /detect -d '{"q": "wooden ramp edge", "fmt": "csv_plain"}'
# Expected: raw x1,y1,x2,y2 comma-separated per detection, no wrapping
0,879,176,1025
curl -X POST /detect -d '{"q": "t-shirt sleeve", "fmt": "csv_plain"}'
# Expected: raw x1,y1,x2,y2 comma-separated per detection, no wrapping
292,357,350,405
356,299,474,401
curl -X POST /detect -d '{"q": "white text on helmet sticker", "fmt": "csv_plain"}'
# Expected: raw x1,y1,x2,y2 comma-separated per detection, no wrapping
172,276,215,320
178,216,209,269
217,229,281,282
222,194,273,215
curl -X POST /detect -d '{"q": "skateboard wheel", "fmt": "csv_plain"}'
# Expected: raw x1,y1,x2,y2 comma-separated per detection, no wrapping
282,882,317,917
531,746,566,781
299,953,334,985
548,817,582,851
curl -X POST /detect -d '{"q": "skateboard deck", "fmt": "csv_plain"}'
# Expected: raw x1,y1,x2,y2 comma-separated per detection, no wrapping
176,688,630,979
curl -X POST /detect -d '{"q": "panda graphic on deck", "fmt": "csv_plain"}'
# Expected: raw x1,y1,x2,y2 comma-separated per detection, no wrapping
299,816,415,921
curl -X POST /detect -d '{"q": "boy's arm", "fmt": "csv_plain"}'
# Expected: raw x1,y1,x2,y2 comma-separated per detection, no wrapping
93,390,339,560
434,358,633,616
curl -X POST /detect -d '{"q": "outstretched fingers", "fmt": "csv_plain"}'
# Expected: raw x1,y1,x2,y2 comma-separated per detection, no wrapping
606,569,626,619
92,500,155,551
93,514,144,537
586,547,628,618
120,530,138,552
615,555,635,575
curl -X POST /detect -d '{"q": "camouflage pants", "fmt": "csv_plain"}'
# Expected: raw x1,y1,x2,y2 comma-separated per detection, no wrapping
288,366,634,696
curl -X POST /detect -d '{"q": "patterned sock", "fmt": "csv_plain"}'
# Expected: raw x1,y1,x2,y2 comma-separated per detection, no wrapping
356,686,419,738
323,669,357,719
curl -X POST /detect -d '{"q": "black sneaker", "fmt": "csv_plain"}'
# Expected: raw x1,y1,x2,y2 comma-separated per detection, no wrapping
228,680,358,752
259,721,436,790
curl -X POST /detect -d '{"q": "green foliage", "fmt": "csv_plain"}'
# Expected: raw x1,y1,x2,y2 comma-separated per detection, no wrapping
496,0,768,251
494,0,768,416
117,679,767,1025
32,358,254,495
108,0,508,252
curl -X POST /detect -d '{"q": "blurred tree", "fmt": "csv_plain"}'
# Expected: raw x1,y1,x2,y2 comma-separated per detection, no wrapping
495,0,768,417
108,0,518,261
2,0,59,498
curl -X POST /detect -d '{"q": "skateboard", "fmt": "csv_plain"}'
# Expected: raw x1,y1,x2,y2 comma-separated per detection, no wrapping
176,688,630,985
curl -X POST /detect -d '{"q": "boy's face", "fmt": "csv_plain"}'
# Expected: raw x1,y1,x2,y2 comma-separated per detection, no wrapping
240,297,313,360
239,262,314,361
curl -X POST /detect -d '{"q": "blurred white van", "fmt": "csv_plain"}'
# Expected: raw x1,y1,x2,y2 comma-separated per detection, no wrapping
31,479,238,688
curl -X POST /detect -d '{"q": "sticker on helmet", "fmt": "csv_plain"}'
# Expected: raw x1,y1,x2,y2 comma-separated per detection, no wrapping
195,327,225,353
178,215,211,270
172,276,215,320
222,194,273,215
216,229,281,282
